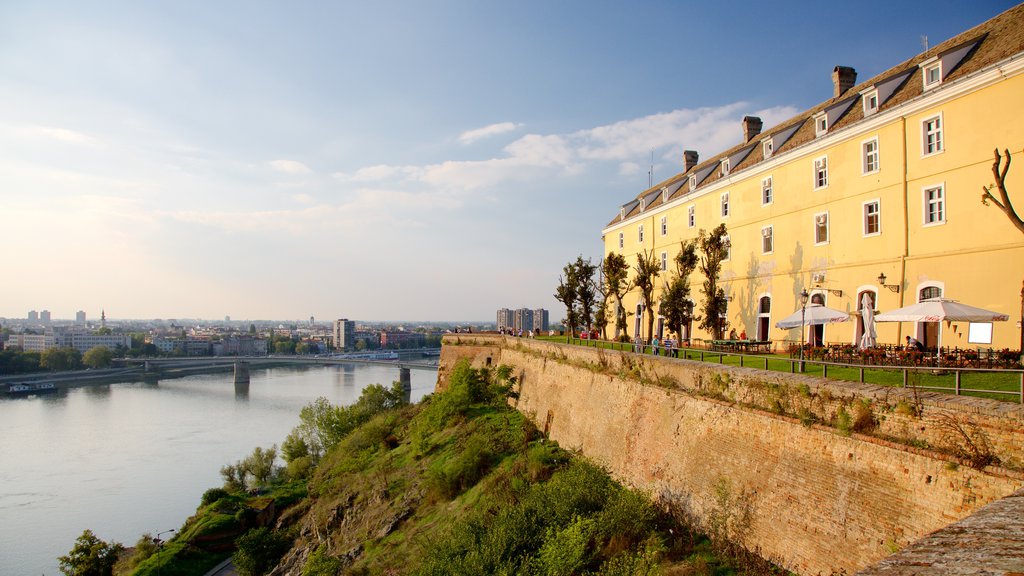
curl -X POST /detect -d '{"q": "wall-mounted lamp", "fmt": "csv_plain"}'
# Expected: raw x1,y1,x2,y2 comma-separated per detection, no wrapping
815,284,843,297
877,273,901,293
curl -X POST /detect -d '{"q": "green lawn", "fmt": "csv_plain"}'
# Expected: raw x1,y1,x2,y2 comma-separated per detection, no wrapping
530,335,1023,403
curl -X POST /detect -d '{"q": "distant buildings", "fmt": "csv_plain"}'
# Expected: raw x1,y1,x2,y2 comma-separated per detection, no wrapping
27,310,38,322
333,318,355,351
380,331,425,348
56,332,132,353
40,310,51,325
496,307,549,334
76,310,86,324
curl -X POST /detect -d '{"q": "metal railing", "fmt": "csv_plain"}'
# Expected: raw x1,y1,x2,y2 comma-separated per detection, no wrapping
562,336,1024,403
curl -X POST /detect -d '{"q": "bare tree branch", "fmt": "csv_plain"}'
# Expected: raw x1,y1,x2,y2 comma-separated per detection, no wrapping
983,147,1024,234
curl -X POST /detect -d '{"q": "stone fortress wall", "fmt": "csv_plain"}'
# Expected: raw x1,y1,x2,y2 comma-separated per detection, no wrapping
436,334,1024,575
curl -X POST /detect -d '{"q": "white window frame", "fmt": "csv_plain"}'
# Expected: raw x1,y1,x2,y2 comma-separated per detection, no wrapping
721,158,730,176
761,176,773,206
689,174,697,190
618,232,624,249
922,114,943,156
862,89,879,116
813,155,828,190
660,216,668,236
761,225,773,255
863,199,881,237
923,183,946,226
638,224,644,243
814,212,829,245
660,251,668,272
720,192,730,218
688,205,695,228
762,138,773,159
814,113,827,137
862,137,880,175
921,58,942,90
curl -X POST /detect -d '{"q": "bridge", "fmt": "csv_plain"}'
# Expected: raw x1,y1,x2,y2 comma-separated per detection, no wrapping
120,349,441,376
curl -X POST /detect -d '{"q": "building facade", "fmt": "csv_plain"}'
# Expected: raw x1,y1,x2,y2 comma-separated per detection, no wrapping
333,318,355,351
56,332,132,353
602,6,1024,350
532,308,550,333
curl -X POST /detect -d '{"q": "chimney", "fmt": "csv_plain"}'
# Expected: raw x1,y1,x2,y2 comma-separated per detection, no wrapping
832,66,857,97
682,150,699,172
742,116,763,141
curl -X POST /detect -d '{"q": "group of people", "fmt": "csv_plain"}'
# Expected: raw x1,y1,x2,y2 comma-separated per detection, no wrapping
633,334,677,356
727,328,748,341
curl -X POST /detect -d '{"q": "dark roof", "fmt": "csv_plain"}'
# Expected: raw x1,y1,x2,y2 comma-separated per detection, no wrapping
607,3,1024,227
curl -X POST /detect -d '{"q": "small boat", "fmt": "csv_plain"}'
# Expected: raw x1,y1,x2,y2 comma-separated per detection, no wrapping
7,383,58,396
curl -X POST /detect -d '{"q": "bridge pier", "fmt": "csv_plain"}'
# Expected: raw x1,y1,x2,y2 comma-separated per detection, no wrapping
399,367,411,404
233,361,250,384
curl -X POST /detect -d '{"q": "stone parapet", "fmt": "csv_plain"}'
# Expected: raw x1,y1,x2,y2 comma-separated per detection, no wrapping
439,335,1024,575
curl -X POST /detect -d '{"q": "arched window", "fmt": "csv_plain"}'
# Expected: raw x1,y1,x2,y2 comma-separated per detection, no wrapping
758,296,771,314
920,286,942,300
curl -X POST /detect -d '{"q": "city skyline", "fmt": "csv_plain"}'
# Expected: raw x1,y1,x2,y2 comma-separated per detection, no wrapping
1,1,1016,321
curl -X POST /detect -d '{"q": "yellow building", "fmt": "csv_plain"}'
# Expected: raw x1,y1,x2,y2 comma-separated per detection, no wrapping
602,4,1024,351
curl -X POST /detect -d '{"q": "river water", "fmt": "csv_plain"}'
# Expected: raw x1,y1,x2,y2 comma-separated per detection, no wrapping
0,364,437,576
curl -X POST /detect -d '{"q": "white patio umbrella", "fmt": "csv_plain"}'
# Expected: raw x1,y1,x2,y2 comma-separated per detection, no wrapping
874,297,1009,354
775,303,851,329
874,298,1010,323
859,292,877,350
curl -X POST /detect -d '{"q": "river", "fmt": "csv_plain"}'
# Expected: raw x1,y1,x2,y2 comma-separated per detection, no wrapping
0,364,437,576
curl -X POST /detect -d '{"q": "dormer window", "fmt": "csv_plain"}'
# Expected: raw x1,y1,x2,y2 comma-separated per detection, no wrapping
620,207,626,219
721,158,730,176
862,89,879,116
762,138,773,159
661,187,669,203
639,198,646,211
814,113,828,137
922,58,942,90
689,174,697,189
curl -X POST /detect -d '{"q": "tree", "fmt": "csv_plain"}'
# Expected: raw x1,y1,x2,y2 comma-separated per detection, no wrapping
572,256,598,334
632,250,661,343
697,224,730,340
58,529,124,576
659,240,699,342
41,347,82,371
980,147,1024,357
83,346,113,369
982,148,1024,234
602,252,632,341
554,262,579,341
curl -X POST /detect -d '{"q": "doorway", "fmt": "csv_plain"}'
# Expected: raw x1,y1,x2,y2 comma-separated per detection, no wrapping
811,293,825,346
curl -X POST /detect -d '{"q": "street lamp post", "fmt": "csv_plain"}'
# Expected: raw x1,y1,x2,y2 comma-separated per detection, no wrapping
799,289,809,373
153,529,175,576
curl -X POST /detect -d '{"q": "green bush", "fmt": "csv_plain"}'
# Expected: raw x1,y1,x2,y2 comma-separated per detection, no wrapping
201,487,230,507
835,406,853,436
233,527,291,576
536,515,598,574
302,543,343,576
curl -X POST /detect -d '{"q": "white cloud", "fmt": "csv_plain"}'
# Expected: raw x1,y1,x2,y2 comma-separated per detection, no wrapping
458,121,522,144
32,126,101,147
269,159,312,174
339,103,800,196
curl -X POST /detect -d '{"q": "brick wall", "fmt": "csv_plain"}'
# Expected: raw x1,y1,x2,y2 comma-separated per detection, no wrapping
438,335,1024,575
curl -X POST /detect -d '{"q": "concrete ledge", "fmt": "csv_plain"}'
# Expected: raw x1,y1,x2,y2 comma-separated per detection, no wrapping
857,489,1024,575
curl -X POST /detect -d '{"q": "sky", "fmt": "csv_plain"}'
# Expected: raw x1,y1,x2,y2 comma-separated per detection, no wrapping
1,0,1017,323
